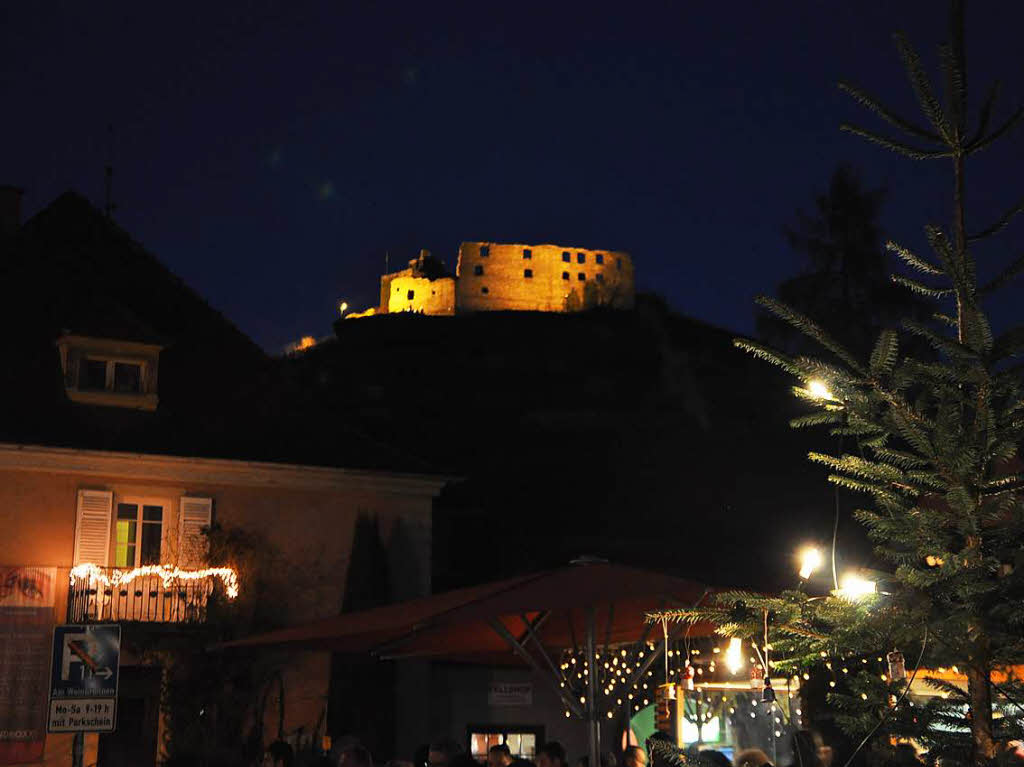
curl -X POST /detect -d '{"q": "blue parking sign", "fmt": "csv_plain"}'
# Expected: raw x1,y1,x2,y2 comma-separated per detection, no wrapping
47,625,120,733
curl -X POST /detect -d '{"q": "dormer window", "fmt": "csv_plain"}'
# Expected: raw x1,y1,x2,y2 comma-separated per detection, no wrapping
57,334,161,411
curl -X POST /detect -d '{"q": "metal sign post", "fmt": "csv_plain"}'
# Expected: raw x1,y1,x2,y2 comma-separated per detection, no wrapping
47,624,121,766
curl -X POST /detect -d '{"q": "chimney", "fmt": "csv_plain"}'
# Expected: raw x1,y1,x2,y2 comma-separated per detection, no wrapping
0,186,24,238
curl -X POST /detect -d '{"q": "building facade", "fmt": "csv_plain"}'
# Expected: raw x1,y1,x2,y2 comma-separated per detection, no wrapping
351,242,634,317
0,189,447,766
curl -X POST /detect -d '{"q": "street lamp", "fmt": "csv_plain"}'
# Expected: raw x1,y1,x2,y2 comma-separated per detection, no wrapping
338,301,349,315
798,547,823,580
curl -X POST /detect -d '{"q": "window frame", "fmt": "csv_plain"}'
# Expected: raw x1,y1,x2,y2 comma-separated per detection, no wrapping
57,334,162,412
113,495,169,569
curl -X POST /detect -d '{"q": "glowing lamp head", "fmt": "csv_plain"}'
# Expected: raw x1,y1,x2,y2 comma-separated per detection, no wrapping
798,547,823,580
838,573,876,600
807,379,833,400
724,637,744,674
339,301,348,314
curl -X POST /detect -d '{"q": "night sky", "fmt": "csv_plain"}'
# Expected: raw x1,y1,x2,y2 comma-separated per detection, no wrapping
5,2,1023,351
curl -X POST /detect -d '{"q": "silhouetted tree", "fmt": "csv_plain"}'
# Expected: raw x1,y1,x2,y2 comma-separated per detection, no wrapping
759,165,928,358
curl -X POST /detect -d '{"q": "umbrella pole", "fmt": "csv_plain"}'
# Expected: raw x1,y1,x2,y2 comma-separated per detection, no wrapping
586,607,600,767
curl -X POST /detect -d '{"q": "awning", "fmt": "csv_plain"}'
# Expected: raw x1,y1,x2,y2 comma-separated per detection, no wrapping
217,560,716,661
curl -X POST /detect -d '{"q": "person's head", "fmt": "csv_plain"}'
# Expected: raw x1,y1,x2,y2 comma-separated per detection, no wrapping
792,731,828,767
489,745,514,767
624,747,648,767
429,738,463,767
265,741,294,767
341,745,374,767
537,742,568,767
700,752,731,767
734,749,772,767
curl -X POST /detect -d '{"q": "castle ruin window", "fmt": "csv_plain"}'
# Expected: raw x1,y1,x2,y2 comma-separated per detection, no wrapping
407,289,415,300
561,272,569,280
481,286,489,294
577,252,585,264
562,251,570,262
524,269,533,278
577,273,586,281
596,273,605,284
596,253,604,265
480,245,490,257
523,249,532,259
474,265,484,276
616,258,622,270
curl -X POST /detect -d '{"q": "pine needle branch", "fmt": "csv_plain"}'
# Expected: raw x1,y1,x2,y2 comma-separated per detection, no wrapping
887,240,944,276
966,104,1024,155
893,32,953,143
968,198,1024,242
755,295,867,374
840,124,953,160
838,82,944,142
891,274,954,299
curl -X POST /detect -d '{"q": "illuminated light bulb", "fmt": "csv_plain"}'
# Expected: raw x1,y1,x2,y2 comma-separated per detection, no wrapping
643,699,649,706
617,699,622,705
796,708,802,716
798,547,823,580
580,696,586,704
725,637,744,674
750,712,756,719
565,711,571,718
837,573,876,600
807,379,833,400
802,673,810,680
829,681,836,688
607,711,613,719
621,650,627,656
861,693,868,700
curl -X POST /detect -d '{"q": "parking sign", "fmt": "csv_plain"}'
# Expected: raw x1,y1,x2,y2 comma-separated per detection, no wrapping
46,625,120,733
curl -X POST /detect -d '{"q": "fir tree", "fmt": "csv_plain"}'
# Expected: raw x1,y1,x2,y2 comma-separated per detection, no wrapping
654,3,1024,766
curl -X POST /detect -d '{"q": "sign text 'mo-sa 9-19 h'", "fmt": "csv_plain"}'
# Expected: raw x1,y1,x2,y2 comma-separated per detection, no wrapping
47,625,121,733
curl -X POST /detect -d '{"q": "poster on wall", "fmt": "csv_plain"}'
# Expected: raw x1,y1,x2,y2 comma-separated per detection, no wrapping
0,566,57,765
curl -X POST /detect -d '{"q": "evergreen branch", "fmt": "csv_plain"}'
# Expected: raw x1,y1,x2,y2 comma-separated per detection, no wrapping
732,338,800,375
870,330,900,377
968,81,1000,146
891,274,954,299
902,319,978,361
933,313,958,328
981,252,1024,296
840,124,953,159
838,82,944,142
791,412,845,429
967,197,1024,242
869,446,929,469
966,104,1024,154
893,32,953,143
887,240,944,276
756,295,866,374
992,326,1024,362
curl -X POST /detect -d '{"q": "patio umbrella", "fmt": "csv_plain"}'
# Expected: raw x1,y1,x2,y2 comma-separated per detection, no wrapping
218,560,718,766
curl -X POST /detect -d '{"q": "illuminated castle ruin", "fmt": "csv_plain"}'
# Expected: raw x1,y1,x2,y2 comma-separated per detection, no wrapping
350,242,635,317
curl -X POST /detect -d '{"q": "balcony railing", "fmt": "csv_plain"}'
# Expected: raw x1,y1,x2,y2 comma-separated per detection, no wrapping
68,564,238,624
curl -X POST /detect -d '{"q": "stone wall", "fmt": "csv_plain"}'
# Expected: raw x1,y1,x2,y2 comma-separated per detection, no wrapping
454,242,634,313
384,274,456,315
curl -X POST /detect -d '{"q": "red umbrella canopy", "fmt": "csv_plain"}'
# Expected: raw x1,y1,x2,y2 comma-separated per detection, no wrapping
218,561,716,663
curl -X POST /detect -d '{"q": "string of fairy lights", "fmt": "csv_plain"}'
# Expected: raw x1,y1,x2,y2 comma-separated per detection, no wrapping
69,562,240,599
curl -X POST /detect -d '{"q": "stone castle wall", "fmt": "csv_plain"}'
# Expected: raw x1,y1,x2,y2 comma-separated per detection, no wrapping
454,242,634,313
383,274,456,315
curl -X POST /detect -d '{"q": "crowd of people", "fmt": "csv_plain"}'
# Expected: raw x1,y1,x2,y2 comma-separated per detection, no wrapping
258,728,848,767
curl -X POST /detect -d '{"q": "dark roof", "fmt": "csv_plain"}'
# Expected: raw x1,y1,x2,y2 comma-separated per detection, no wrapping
0,191,435,473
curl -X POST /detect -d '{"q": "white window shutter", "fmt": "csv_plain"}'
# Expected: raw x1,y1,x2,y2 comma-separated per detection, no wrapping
179,497,213,568
73,490,113,566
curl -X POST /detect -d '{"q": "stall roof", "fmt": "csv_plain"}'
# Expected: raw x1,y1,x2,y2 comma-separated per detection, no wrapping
218,561,717,663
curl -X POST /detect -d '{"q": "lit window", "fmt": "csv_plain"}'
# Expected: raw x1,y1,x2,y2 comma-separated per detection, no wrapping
596,273,605,283
481,286,489,294
577,252,585,264
480,245,490,257
115,502,164,567
523,249,532,259
562,251,570,262
578,273,586,281
596,253,604,265
474,265,484,276
469,729,539,762
562,272,569,280
407,289,415,300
